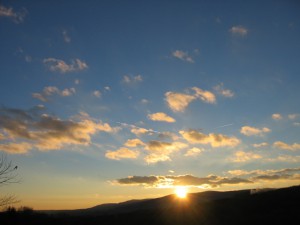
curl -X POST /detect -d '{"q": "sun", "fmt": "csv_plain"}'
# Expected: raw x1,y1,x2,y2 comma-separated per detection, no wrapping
175,186,188,199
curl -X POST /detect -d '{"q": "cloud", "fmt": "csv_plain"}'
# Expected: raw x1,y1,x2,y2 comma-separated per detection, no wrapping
122,75,143,84
114,167,300,189
165,92,196,112
147,112,175,123
0,107,119,154
231,151,262,162
158,132,179,141
144,140,187,164
171,50,194,63
93,90,101,98
272,113,282,120
294,122,300,126
105,148,139,160
288,114,299,120
273,141,300,151
213,83,234,98
62,29,71,43
192,87,216,104
43,58,88,73
0,4,27,23
124,139,145,147
131,127,152,136
32,86,76,102
240,126,271,136
253,142,269,148
229,25,248,36
184,147,203,157
180,129,240,148
114,174,251,188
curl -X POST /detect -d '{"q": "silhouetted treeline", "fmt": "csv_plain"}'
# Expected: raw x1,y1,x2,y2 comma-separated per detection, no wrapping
1,185,300,225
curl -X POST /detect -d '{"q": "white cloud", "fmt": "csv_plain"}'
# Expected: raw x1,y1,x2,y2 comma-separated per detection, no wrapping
288,114,299,120
122,75,143,84
0,4,27,23
273,141,300,151
105,148,139,160
272,113,282,120
184,147,203,157
229,25,248,36
180,130,240,148
294,122,300,126
43,58,88,73
104,86,111,91
62,29,71,43
213,83,234,98
165,92,196,112
231,151,262,162
253,142,269,148
147,112,176,123
192,87,216,104
32,86,76,102
93,90,101,98
172,50,194,63
240,126,271,136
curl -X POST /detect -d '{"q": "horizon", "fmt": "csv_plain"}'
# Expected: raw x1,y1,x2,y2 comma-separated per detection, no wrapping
1,0,300,210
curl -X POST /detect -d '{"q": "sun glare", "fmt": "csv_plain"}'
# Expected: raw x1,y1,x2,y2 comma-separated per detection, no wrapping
175,187,188,199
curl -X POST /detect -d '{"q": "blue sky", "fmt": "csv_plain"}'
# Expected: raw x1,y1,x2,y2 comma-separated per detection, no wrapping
1,0,300,209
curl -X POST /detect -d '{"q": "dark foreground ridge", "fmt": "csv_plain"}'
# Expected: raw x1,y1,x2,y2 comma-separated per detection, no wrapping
1,185,300,225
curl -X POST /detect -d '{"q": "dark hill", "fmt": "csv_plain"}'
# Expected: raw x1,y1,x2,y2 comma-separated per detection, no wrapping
1,185,300,225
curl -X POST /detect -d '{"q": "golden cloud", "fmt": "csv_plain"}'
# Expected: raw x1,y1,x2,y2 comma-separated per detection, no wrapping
105,147,139,160
240,126,271,136
165,92,196,112
147,112,175,123
231,151,262,162
273,141,300,151
124,138,145,147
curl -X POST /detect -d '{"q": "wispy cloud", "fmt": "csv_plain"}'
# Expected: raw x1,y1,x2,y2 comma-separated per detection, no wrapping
240,126,271,136
122,75,143,85
192,87,216,104
273,141,300,151
105,147,139,160
180,129,240,148
62,29,71,43
231,151,262,162
288,114,299,120
253,142,269,148
171,50,194,63
184,147,203,157
0,107,119,154
93,90,101,98
43,58,88,73
147,112,176,123
229,25,248,36
0,4,27,23
213,83,234,98
32,86,76,102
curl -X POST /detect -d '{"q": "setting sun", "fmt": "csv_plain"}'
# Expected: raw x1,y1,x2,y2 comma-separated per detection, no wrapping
175,187,188,199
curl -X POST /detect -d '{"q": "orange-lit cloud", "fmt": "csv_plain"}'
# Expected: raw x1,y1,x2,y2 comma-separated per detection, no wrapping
180,129,240,147
124,138,145,147
32,86,76,102
192,87,216,104
273,141,300,151
184,147,203,157
0,4,27,23
272,113,282,120
240,126,271,136
231,151,262,162
0,107,119,154
43,58,88,73
147,112,176,123
105,147,139,160
165,92,196,112
253,142,269,148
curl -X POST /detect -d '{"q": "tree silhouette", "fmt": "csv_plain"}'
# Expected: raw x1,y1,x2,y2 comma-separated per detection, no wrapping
0,154,19,208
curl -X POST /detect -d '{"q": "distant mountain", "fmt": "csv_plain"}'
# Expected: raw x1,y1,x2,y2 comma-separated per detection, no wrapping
2,185,300,225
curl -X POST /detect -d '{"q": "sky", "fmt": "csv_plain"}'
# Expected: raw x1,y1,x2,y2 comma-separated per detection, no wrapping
0,0,300,210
